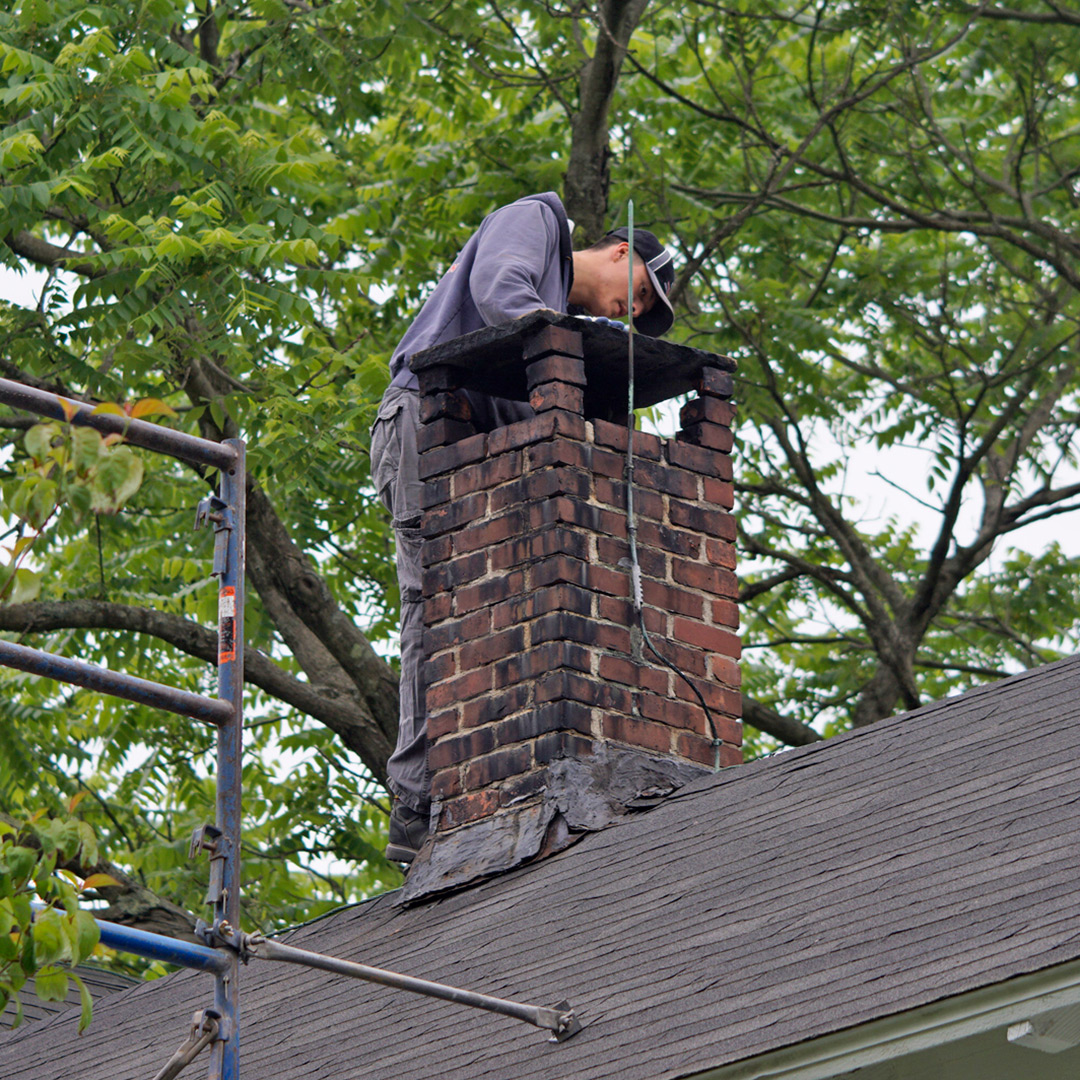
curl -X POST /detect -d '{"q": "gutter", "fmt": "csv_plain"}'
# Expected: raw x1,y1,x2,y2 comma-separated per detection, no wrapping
684,956,1080,1080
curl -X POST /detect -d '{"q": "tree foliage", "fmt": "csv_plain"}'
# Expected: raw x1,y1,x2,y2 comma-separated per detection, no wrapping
2,0,1079,962
0,797,105,1029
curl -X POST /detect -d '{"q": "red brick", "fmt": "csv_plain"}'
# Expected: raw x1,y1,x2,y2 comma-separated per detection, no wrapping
531,554,590,589
698,365,735,399
665,440,733,480
438,788,501,830
587,563,631,597
594,475,664,520
679,397,736,428
422,475,451,510
525,353,587,387
596,595,666,635
420,390,474,425
490,583,593,631
639,693,709,736
425,590,452,623
491,701,595,746
635,520,701,558
591,418,662,460
640,635,708,677
461,683,531,728
427,726,496,771
672,559,738,599
424,608,492,655
601,714,672,755
598,653,670,695
426,650,457,684
455,572,525,616
702,477,735,510
489,466,591,513
430,768,462,799
530,610,593,646
523,325,584,362
705,539,737,570
534,730,594,763
592,621,634,653
535,670,634,713
676,732,742,768
668,501,737,541
464,745,534,790
419,432,488,479
670,676,743,723
526,440,591,471
494,642,591,685
712,598,740,629
459,625,526,670
487,410,586,456
423,550,488,594
528,496,625,538
633,458,699,500
671,617,742,659
422,534,452,567
596,537,663,579
426,665,494,711
708,653,742,687
680,422,734,454
427,707,461,741
640,579,704,619
423,491,488,538
453,510,525,555
490,525,590,571
453,451,522,498
585,444,625,479
530,381,583,414
418,417,476,454
416,364,465,394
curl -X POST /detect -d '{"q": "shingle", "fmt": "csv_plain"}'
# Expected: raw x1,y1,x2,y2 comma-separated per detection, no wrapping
4,656,1080,1080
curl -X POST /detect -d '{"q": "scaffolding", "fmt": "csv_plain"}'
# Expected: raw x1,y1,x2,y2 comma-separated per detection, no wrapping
0,377,578,1080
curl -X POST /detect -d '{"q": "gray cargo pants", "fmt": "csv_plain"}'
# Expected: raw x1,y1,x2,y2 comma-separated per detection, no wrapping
370,385,429,814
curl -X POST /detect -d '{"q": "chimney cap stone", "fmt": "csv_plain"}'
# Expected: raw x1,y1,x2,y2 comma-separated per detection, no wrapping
409,310,736,420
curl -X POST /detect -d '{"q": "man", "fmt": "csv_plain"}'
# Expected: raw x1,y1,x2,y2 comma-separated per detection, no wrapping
370,190,676,864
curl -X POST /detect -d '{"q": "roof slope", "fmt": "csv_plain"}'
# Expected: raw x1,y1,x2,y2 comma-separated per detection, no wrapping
4,656,1080,1080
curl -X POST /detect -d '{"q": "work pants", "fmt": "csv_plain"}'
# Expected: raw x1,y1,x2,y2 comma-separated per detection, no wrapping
370,386,429,814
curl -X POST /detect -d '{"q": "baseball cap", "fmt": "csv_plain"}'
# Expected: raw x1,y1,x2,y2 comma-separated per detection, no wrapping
606,227,675,337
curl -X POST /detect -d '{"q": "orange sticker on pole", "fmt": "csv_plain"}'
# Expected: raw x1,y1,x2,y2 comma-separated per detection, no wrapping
218,586,236,664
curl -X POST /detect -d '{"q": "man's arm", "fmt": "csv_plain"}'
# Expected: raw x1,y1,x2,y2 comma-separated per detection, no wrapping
468,201,564,327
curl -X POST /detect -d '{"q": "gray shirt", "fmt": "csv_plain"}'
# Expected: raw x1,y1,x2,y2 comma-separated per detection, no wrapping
388,192,574,429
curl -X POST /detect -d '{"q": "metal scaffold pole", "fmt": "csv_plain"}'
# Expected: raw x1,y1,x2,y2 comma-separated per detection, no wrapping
0,378,246,1080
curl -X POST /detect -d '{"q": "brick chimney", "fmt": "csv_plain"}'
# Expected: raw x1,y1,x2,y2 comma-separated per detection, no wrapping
401,313,739,900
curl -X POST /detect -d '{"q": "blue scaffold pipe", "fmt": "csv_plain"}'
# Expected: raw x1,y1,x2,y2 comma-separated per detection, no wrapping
0,639,234,726
95,919,229,974
0,377,238,472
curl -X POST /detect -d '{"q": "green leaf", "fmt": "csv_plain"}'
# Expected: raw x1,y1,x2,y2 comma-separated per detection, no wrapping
72,969,93,1032
89,446,144,513
34,965,68,1002
30,910,65,967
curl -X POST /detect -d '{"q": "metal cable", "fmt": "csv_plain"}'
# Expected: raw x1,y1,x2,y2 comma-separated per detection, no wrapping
624,203,722,770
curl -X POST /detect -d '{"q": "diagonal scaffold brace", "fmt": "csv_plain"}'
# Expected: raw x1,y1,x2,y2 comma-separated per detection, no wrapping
241,933,582,1042
152,1009,223,1080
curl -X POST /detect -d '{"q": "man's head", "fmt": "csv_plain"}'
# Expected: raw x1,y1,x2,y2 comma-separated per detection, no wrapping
569,228,676,337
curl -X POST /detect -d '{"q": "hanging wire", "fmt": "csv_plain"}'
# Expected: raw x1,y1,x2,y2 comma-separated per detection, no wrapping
624,203,723,771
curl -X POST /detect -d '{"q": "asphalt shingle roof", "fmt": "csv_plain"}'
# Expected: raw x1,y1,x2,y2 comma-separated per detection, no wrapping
4,655,1080,1080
